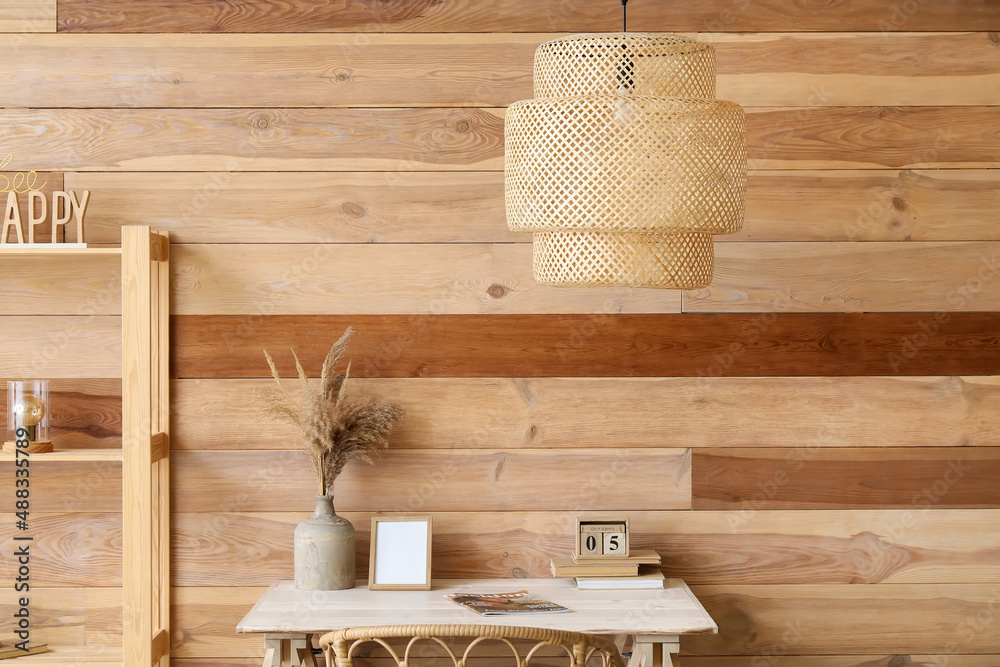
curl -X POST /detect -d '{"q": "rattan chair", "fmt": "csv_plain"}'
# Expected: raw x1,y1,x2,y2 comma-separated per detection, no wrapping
319,625,626,667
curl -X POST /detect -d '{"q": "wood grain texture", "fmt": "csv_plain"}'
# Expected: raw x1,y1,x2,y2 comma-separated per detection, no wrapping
3,107,997,172
55,0,1000,33
0,513,121,586
0,108,504,172
67,172,515,244
0,254,120,315
693,448,1000,510
0,587,120,647
0,0,55,32
0,460,121,511
171,449,691,513
171,244,680,315
684,242,1000,313
683,658,1000,667
735,169,1000,242
684,584,1000,655
172,587,265,658
3,33,1000,107
0,316,121,378
171,509,1000,587
0,378,121,449
67,170,1000,244
171,376,1000,450
172,313,1000,379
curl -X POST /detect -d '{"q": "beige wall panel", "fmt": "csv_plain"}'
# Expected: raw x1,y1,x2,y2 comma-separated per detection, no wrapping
172,587,267,658
2,33,999,107
66,172,515,244
172,376,1000,450
0,255,121,315
0,0,55,32
0,587,120,647
0,513,122,586
171,449,691,513
685,584,1000,654
684,242,1000,312
170,244,681,315
171,509,1000,587
0,460,121,511
0,316,121,378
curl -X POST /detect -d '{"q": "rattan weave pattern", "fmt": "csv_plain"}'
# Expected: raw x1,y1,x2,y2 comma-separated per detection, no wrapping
533,230,714,289
505,96,746,234
534,33,716,99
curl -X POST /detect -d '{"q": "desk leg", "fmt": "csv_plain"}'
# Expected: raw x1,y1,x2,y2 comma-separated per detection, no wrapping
632,636,680,667
263,633,315,667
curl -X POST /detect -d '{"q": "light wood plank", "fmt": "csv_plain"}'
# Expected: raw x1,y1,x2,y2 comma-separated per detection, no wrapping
684,242,1000,313
0,0,55,32
0,316,121,378
171,509,1000,587
171,376,1000,450
173,587,265,659
685,584,1000,654
0,645,122,665
0,254,121,315
4,107,997,172
2,33,999,107
693,448,1000,510
69,170,1000,245
54,0,1000,33
0,460,121,511
171,449,692,513
173,314,1000,379
0,513,121,586
0,449,121,462
171,244,681,315
0,587,120,647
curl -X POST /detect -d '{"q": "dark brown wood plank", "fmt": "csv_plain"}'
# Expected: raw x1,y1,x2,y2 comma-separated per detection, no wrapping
0,379,121,449
172,313,1000,379
694,448,1000,510
685,584,1000,655
1,107,996,172
56,0,1000,33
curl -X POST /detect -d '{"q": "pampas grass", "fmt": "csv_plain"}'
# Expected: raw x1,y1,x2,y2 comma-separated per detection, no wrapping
251,327,404,497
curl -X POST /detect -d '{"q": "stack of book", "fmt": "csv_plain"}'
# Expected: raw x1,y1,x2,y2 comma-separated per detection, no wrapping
550,549,665,590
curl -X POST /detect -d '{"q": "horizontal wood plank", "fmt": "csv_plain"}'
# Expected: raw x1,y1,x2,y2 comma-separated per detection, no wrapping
68,169,1000,244
0,513,121,586
3,107,996,172
0,254,121,315
685,242,1000,312
55,0,1000,32
172,376,1000,450
684,584,1000,655
171,244,680,315
0,587,120,647
683,658,1000,666
172,509,1000,587
0,460,121,511
0,316,121,378
693,448,1000,510
0,0,55,32
0,378,121,448
172,313,1000,379
3,33,1000,107
171,449,691,513
173,587,264,658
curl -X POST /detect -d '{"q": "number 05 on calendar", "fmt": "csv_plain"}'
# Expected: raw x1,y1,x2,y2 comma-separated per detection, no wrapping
575,518,630,559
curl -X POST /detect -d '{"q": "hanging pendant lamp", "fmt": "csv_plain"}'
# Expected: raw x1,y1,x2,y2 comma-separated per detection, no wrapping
504,4,747,289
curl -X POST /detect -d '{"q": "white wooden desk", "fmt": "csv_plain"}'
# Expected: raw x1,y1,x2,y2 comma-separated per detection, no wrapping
237,579,717,667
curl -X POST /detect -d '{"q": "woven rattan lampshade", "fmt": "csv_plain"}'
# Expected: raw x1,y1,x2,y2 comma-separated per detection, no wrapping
505,33,747,288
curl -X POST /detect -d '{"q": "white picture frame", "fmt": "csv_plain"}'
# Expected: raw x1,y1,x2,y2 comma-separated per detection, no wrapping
368,516,432,590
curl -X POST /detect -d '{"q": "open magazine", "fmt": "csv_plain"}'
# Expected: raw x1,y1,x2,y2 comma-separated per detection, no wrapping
446,590,571,616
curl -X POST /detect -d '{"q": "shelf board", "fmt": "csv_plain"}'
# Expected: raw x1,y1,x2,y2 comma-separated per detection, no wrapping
0,245,121,256
0,448,122,462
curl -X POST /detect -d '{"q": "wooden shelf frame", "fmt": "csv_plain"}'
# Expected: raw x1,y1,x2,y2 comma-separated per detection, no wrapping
121,226,171,667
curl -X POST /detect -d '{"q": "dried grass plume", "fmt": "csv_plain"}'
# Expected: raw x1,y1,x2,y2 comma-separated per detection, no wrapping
251,327,404,497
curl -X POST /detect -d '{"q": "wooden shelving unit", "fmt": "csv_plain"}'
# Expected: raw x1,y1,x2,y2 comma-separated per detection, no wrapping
1,227,170,667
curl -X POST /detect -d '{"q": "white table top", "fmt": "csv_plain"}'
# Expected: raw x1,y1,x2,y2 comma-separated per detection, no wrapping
237,579,717,636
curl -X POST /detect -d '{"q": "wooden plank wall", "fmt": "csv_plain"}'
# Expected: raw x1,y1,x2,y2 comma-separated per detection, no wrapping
1,0,999,663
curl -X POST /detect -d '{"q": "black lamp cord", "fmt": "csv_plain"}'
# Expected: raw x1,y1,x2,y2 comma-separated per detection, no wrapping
622,0,629,32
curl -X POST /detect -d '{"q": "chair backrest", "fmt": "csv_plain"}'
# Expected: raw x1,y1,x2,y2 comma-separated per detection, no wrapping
319,625,625,667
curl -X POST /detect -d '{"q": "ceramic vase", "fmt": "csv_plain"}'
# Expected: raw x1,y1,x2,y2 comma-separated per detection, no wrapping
293,495,356,590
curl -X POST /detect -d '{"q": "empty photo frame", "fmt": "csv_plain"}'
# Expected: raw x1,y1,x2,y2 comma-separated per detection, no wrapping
368,516,432,590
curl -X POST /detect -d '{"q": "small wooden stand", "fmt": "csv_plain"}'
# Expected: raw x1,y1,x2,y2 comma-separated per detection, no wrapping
2,440,53,454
